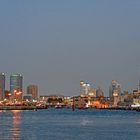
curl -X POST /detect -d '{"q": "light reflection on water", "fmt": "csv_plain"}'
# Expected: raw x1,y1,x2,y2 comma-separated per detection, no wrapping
0,109,140,140
10,110,21,140
0,110,21,140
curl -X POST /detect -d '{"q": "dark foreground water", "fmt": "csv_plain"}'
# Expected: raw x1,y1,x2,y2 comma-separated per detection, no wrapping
0,109,140,140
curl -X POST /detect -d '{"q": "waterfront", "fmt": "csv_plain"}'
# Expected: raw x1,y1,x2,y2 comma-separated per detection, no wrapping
0,109,140,140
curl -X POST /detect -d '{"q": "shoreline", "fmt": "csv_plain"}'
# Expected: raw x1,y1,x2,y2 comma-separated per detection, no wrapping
0,105,140,112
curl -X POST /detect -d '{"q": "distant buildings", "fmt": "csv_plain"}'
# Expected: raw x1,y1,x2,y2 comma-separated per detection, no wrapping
109,80,121,97
1,72,140,109
10,74,23,100
27,85,38,100
0,73,40,102
96,87,104,97
0,73,5,100
39,95,65,106
80,80,96,97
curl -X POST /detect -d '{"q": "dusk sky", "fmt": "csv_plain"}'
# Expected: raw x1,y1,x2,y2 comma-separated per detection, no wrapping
0,0,140,96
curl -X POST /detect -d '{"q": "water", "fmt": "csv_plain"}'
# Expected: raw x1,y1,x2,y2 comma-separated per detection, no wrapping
0,109,140,140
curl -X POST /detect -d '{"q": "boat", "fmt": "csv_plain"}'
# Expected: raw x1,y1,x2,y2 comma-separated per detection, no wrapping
55,105,62,109
55,103,63,109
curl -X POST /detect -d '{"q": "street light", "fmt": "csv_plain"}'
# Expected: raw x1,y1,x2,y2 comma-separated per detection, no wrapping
16,91,22,96
14,90,17,97
13,90,22,103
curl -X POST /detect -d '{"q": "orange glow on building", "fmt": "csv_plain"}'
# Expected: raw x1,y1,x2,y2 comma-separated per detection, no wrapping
91,99,109,109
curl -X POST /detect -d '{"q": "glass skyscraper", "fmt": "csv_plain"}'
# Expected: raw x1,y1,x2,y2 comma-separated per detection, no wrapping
10,74,23,99
0,73,5,99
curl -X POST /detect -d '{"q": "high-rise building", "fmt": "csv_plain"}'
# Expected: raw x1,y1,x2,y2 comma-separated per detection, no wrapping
109,80,121,97
0,73,5,99
27,85,38,100
96,87,104,97
80,80,90,95
10,74,23,100
80,80,96,97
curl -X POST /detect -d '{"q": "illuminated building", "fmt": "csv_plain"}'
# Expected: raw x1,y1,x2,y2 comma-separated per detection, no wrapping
10,74,23,100
0,73,5,99
80,80,96,97
80,80,89,95
109,80,121,97
27,85,38,100
5,90,12,99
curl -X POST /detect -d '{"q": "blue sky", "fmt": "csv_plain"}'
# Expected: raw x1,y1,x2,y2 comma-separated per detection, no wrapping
0,0,140,96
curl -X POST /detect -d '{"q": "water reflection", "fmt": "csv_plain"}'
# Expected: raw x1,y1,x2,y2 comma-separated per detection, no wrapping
1,110,140,140
10,110,21,140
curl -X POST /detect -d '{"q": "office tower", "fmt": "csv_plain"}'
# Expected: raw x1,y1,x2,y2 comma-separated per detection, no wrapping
80,80,96,97
96,87,104,97
27,85,38,100
0,73,5,99
10,74,23,100
80,80,90,95
109,80,121,97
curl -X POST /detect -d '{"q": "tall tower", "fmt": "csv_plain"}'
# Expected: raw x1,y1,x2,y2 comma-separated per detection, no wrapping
10,74,23,100
80,80,90,95
0,73,5,100
27,85,38,100
96,87,104,97
109,80,121,97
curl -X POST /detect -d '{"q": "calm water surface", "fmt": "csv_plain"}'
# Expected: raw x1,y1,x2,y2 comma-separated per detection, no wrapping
0,109,140,140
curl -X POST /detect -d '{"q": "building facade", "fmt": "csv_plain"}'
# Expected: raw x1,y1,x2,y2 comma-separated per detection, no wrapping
27,85,38,100
80,80,96,97
109,80,121,97
0,73,5,100
96,87,104,97
10,74,23,100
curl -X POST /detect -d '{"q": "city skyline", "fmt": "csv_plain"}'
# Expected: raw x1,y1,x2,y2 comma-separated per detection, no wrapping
0,1,140,96
0,72,139,97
